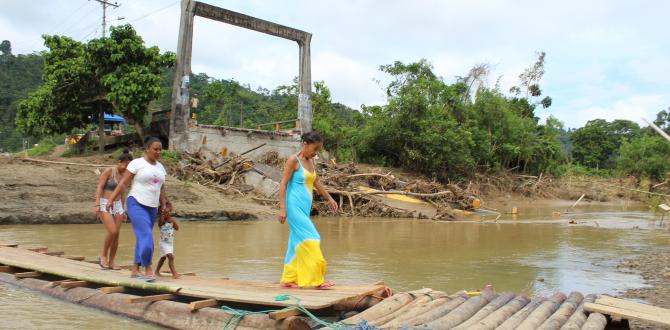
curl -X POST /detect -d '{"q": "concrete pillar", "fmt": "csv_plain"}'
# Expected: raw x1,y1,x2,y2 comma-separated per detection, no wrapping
169,0,195,149
298,34,312,135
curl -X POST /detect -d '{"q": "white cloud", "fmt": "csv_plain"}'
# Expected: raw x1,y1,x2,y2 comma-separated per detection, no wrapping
1,0,668,128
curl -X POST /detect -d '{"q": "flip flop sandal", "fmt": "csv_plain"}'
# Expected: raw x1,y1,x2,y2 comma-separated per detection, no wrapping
144,275,157,282
98,257,108,270
129,274,144,279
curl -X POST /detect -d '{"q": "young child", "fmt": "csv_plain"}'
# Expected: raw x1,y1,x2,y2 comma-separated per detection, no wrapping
156,202,180,279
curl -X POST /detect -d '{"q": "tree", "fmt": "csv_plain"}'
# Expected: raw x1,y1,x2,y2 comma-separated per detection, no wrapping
0,40,11,56
509,51,552,111
618,135,670,181
16,25,174,146
570,119,639,169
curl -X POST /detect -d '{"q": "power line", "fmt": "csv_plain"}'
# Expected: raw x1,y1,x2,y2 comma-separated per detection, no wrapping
126,1,179,25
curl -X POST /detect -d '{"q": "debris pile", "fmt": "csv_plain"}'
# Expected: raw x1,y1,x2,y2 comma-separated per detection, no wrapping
170,151,254,190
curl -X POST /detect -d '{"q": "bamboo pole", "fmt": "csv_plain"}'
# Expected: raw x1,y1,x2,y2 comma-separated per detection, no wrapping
341,289,431,325
422,291,497,329
468,294,530,330
515,292,567,330
581,313,607,330
382,296,452,329
452,292,516,329
537,291,584,330
402,294,468,326
496,297,546,330
560,294,596,330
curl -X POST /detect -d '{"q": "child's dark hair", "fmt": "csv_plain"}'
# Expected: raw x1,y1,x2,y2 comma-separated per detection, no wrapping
118,148,133,162
143,136,162,149
301,131,324,144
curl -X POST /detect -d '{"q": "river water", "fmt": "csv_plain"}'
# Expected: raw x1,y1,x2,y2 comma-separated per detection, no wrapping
1,204,669,329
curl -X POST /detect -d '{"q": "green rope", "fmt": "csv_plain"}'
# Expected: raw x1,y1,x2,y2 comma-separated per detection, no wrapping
220,294,350,330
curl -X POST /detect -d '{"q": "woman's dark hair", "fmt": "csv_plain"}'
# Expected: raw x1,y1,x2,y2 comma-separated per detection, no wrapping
118,148,133,162
301,131,324,144
143,136,162,149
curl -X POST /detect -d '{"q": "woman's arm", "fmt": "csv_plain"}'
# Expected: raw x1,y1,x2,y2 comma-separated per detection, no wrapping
277,157,298,223
314,178,338,214
95,169,111,217
159,184,167,210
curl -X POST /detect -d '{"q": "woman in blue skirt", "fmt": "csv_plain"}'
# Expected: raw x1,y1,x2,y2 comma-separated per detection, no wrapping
108,137,167,281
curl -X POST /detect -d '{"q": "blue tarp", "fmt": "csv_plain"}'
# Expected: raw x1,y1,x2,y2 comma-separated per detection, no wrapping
92,113,127,124
104,113,126,123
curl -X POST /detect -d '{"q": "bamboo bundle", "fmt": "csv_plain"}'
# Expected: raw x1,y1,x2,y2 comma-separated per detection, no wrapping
581,313,607,330
421,291,497,329
452,292,516,330
382,293,463,329
341,288,431,325
496,297,546,330
468,294,530,330
515,292,567,330
560,294,596,330
401,294,469,326
537,291,584,330
370,294,435,326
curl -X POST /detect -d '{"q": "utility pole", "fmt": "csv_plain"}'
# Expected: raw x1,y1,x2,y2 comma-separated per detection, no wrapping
91,0,119,153
91,0,120,38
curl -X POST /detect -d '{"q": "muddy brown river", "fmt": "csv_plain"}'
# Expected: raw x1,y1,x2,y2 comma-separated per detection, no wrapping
1,204,669,329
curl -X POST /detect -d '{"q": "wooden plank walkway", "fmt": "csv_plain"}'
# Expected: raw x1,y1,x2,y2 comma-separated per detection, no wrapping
0,245,384,310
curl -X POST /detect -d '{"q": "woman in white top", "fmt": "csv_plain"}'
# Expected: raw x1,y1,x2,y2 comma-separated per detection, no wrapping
107,137,167,281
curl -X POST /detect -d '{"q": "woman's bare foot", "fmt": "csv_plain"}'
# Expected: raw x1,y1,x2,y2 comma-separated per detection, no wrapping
316,281,335,290
172,273,181,279
280,282,299,289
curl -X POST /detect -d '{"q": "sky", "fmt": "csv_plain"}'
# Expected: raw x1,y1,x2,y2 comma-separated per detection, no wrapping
1,0,668,128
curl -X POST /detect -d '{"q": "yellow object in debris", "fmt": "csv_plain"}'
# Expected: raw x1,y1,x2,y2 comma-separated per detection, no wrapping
511,207,518,215
357,186,428,205
466,291,481,296
472,198,482,209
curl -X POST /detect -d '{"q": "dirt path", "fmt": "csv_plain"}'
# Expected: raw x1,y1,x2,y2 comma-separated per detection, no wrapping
0,155,274,224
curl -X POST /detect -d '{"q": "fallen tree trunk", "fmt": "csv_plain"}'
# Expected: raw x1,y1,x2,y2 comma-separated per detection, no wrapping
468,294,530,330
537,291,584,330
496,297,546,330
559,294,596,330
421,291,497,329
581,313,607,330
515,292,567,330
452,292,515,330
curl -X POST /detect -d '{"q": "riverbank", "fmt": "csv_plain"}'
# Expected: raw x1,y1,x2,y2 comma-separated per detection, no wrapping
0,155,273,224
619,248,670,330
0,151,655,225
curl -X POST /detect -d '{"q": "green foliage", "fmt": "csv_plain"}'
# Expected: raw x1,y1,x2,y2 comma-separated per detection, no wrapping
0,40,44,152
354,60,565,179
60,146,77,158
25,137,56,156
570,119,640,169
617,135,670,181
16,25,174,138
160,149,181,162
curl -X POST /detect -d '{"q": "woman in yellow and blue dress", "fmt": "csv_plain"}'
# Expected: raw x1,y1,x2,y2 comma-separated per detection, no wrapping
278,131,338,289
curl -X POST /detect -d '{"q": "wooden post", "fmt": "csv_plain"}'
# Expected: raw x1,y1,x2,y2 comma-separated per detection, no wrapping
189,299,218,311
60,281,89,289
169,0,195,150
15,271,41,279
100,286,126,294
275,123,281,131
298,35,312,134
127,294,177,304
98,105,105,154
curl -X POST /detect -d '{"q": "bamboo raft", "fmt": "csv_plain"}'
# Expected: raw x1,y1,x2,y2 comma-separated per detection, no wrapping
2,241,669,329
